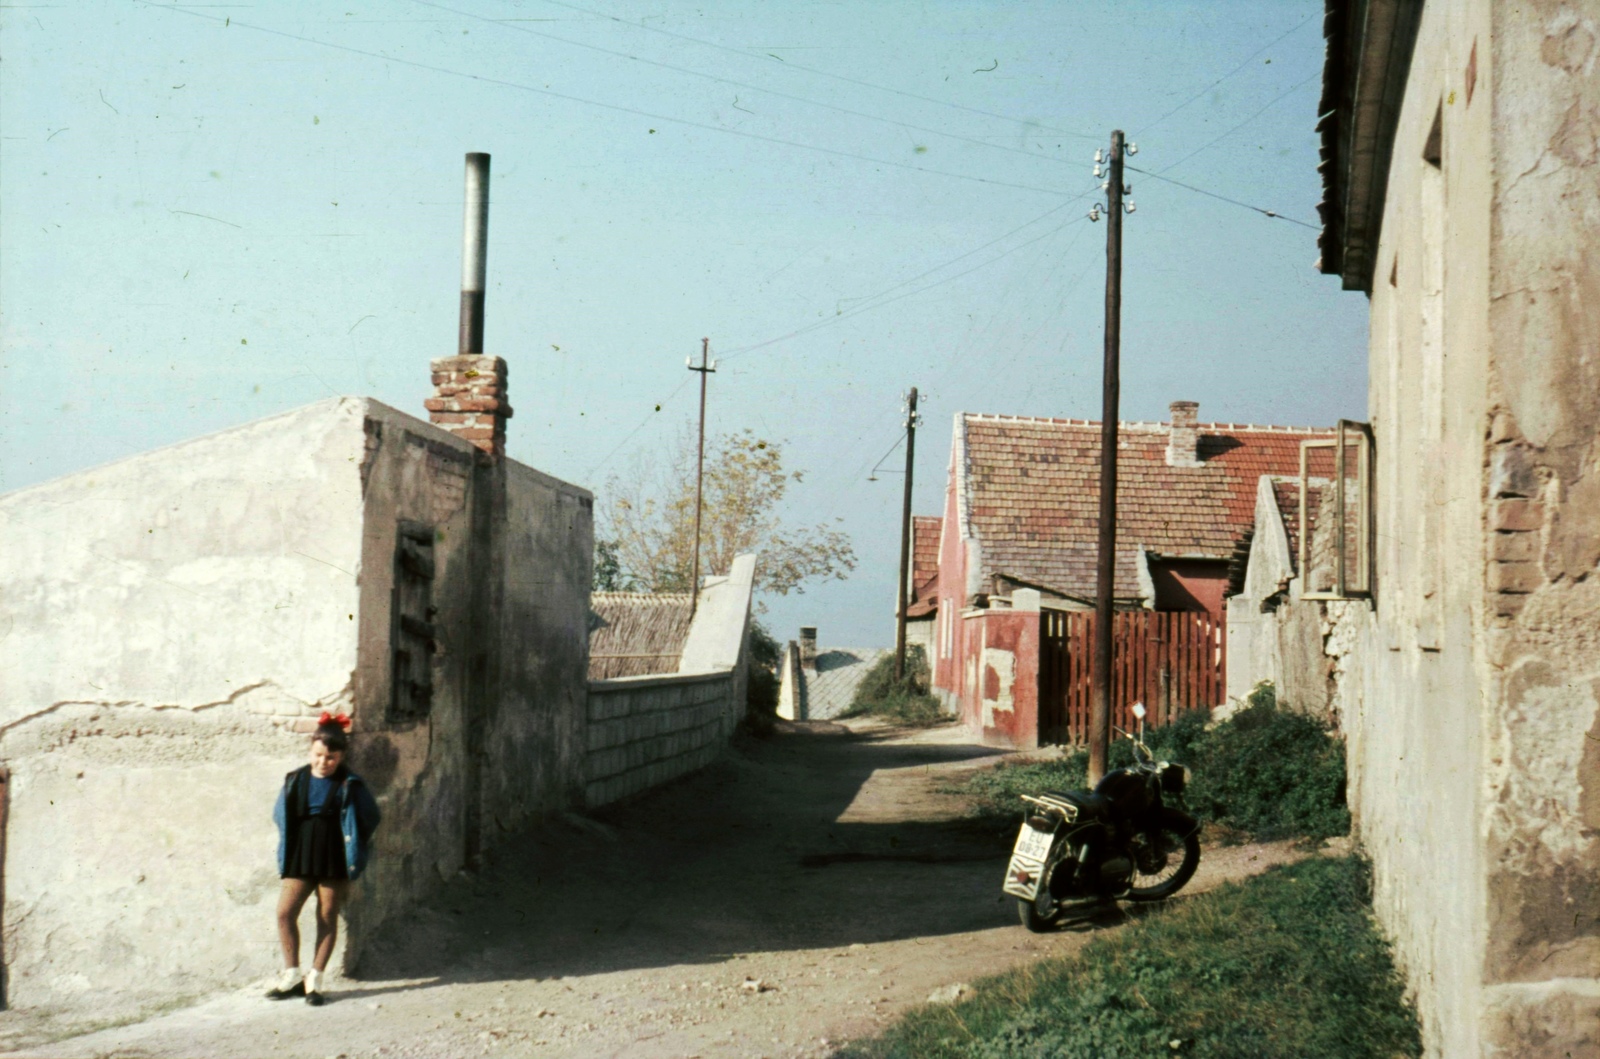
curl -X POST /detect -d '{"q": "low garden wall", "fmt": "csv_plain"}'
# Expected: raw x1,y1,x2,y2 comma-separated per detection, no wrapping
584,671,737,807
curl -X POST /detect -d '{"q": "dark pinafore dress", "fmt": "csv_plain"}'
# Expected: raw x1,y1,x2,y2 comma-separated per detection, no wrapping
282,766,349,881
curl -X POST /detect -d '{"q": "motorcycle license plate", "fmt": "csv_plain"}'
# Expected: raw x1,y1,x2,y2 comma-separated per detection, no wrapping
1014,825,1055,861
1002,824,1056,900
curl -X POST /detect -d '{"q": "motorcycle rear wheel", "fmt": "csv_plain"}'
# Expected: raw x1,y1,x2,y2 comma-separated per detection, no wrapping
1125,809,1201,901
1017,891,1059,932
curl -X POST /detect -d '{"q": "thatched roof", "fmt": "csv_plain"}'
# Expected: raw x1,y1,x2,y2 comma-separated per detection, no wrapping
588,591,695,680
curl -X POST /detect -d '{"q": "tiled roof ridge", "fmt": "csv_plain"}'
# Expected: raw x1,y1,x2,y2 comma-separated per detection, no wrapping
961,411,1338,435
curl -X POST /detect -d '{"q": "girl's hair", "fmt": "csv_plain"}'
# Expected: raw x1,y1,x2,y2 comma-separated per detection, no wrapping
312,724,350,754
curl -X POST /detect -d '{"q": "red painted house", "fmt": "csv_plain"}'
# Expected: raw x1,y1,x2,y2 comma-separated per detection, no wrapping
925,400,1335,747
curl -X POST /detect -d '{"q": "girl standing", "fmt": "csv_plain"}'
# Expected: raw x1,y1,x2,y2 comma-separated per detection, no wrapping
267,712,382,1006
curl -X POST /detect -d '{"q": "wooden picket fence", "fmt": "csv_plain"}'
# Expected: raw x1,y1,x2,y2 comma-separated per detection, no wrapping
1038,609,1226,746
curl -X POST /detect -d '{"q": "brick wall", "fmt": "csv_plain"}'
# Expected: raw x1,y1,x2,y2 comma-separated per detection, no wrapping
584,671,738,807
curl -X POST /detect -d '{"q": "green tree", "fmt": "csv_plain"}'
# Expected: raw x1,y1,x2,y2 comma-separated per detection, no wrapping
599,428,856,596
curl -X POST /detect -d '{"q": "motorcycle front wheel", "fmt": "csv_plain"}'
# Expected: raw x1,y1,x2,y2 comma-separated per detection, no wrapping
1125,808,1202,901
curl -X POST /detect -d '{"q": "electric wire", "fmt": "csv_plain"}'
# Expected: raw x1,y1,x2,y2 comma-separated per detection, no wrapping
720,209,1093,362
1132,13,1317,138
138,2,1077,200
1154,71,1322,175
1125,165,1320,229
584,375,694,480
414,0,1088,169
523,0,1100,141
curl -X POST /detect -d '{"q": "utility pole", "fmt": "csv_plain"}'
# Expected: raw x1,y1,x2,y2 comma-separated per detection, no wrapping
894,387,920,683
687,338,716,614
1087,130,1135,785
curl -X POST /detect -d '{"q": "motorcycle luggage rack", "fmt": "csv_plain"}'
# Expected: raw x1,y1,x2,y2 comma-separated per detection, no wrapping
1019,793,1079,823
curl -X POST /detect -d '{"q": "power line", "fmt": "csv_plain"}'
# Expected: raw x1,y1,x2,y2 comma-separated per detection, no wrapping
1125,165,1320,230
585,375,693,480
1154,71,1322,175
524,0,1101,142
415,0,1087,170
721,210,1092,362
139,1,1077,200
1133,13,1316,138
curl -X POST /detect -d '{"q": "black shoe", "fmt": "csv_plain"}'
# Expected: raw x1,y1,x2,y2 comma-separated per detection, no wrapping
306,991,326,1007
266,982,305,1000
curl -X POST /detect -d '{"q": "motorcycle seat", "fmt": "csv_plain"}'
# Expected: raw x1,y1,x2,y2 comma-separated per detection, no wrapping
1044,790,1111,820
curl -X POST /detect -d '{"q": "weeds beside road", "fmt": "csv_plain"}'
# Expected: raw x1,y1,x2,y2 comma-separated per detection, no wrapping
839,854,1421,1059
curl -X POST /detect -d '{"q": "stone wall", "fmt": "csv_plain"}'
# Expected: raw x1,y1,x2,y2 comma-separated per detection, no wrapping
584,554,754,807
584,672,736,807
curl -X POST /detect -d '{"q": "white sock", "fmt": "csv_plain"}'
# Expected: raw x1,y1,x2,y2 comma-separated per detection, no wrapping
305,968,324,994
275,967,303,991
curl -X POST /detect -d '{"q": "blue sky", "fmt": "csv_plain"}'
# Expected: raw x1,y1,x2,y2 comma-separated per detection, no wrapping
2,0,1367,646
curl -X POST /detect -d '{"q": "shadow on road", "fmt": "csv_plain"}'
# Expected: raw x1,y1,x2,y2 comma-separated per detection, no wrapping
351,722,1031,989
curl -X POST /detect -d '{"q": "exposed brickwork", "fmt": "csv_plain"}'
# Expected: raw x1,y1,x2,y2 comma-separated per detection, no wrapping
1485,424,1549,619
427,354,512,457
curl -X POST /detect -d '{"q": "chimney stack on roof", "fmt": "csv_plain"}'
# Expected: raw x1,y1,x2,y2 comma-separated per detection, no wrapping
799,626,818,671
1166,400,1201,467
427,153,512,458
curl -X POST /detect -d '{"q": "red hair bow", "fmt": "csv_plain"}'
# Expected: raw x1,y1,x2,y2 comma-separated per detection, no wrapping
318,711,353,732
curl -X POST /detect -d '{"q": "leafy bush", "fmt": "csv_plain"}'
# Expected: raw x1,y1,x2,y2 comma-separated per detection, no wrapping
838,855,1420,1059
1187,684,1349,842
841,645,950,727
956,683,1349,842
742,620,782,736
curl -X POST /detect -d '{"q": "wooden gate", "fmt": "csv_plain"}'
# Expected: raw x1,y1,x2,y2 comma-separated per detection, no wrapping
1038,610,1225,745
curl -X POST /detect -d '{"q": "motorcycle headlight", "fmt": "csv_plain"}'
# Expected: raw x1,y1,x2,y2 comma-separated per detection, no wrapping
1161,763,1189,794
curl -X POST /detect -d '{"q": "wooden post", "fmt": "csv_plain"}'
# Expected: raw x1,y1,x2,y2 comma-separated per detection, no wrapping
1089,130,1125,786
894,387,919,683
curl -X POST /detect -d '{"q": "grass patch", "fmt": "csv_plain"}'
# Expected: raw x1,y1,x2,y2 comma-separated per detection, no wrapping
838,854,1421,1059
953,684,1350,842
840,645,951,727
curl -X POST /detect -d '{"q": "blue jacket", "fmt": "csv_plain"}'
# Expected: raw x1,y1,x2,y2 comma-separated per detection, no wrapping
273,765,382,881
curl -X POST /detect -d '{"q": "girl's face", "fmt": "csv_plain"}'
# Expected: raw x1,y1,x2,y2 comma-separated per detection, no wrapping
309,739,344,778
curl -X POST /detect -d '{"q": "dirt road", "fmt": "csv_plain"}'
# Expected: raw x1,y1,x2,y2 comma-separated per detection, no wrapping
3,720,1307,1059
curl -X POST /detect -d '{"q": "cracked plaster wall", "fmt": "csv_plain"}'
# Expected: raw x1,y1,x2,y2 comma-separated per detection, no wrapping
1326,3,1600,1054
0,398,369,1011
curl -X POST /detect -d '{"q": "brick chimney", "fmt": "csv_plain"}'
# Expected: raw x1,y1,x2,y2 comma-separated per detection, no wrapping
427,355,511,457
1166,400,1201,467
799,626,818,671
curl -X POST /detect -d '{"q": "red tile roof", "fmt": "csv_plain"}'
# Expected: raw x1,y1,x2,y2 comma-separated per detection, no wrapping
910,515,941,609
960,414,1335,599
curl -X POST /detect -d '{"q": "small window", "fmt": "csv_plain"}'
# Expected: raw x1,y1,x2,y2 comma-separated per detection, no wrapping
1298,422,1373,600
389,521,437,722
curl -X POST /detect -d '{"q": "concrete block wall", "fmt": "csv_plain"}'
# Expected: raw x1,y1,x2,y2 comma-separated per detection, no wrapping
584,672,734,807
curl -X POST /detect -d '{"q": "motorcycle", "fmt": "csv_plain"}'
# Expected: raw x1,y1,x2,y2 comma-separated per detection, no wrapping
1002,702,1202,931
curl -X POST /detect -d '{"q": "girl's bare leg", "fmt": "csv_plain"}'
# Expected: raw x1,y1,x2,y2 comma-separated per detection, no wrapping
276,879,317,968
312,880,349,972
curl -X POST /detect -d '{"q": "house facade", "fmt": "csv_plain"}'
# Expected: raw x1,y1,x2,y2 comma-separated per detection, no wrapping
1223,1,1600,1053
925,402,1332,746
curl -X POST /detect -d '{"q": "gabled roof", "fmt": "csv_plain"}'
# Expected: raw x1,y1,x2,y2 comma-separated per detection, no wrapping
958,413,1335,600
588,591,694,680
906,515,942,617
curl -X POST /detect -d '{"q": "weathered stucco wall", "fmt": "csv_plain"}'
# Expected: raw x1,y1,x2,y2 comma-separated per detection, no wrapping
337,404,595,971
0,399,368,1010
0,397,597,1014
1313,2,1600,1054
1342,5,1496,1054
1479,1,1600,1050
